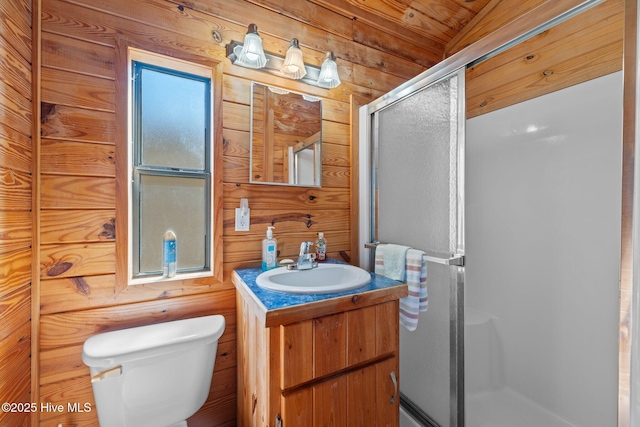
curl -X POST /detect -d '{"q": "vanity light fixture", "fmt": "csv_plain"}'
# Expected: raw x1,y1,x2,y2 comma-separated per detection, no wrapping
232,24,267,69
225,27,341,89
280,38,306,80
317,51,341,89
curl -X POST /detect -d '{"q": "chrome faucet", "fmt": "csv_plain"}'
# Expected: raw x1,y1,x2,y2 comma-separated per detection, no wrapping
292,241,318,270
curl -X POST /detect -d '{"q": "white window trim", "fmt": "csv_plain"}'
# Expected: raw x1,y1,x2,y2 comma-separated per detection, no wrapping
126,47,215,286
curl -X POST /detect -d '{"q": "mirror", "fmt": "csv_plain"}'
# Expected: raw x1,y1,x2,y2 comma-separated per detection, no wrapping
250,82,322,186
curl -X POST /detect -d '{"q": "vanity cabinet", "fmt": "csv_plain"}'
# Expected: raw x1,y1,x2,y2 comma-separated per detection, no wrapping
278,304,399,426
233,269,407,427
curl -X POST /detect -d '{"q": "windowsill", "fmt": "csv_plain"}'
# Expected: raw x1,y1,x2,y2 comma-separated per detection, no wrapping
128,270,213,287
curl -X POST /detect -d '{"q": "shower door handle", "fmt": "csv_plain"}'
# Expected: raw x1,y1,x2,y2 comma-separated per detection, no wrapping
432,254,465,267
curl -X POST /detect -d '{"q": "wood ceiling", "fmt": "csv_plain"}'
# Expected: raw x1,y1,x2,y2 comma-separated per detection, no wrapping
310,0,494,67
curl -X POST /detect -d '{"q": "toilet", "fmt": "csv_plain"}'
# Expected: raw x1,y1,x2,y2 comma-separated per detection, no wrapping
82,315,225,427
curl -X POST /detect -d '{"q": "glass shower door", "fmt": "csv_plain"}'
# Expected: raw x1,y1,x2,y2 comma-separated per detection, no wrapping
371,69,465,427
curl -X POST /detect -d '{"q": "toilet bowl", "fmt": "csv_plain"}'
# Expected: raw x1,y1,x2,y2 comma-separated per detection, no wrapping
82,315,225,427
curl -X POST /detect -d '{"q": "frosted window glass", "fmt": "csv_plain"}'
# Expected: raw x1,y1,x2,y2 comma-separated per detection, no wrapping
140,68,206,170
376,76,458,254
138,175,206,273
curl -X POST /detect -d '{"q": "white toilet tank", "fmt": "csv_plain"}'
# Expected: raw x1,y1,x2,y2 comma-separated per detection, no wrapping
82,315,225,427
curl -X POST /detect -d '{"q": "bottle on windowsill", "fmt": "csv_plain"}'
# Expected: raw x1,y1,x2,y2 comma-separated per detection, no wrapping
163,230,177,278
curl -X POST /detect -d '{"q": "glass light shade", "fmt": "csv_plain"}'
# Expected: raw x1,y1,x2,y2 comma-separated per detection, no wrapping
317,51,341,89
280,38,306,79
234,24,267,69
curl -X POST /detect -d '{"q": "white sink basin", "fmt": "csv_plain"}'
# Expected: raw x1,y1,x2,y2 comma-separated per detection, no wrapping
256,263,371,294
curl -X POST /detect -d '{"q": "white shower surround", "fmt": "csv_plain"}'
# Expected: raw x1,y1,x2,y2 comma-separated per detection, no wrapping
464,71,622,427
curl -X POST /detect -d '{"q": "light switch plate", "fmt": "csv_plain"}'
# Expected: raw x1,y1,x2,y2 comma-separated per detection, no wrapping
235,208,250,231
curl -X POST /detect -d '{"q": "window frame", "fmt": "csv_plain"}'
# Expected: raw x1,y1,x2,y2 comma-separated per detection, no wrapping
131,61,212,279
116,46,223,289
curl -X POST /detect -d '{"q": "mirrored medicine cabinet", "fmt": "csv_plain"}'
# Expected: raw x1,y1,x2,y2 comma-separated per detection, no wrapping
250,81,322,187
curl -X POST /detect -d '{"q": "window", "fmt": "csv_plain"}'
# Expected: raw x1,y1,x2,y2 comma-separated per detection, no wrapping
125,49,216,285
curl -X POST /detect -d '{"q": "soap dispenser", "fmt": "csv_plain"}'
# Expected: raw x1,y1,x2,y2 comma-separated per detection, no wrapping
262,226,278,271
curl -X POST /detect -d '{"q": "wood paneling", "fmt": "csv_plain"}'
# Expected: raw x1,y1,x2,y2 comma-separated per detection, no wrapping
0,321,31,395
41,68,115,111
0,211,32,255
1,249,33,297
41,31,115,78
40,210,115,244
40,242,115,279
0,122,31,173
0,169,31,211
465,0,624,118
0,285,30,343
40,105,115,143
1,0,32,61
0,32,31,97
0,1,32,426
0,92,31,141
444,0,546,56
311,0,492,67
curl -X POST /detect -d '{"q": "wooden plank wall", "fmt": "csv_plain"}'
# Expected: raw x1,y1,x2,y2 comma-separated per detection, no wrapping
31,0,424,425
452,0,624,118
0,0,33,426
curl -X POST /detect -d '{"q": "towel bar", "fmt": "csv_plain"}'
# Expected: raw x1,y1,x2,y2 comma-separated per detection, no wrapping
365,241,465,267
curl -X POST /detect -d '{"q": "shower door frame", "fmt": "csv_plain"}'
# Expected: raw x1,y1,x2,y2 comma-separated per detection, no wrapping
357,0,636,425
363,69,466,427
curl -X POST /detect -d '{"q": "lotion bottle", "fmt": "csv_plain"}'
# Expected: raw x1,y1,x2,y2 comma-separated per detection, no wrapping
262,226,278,271
316,232,327,262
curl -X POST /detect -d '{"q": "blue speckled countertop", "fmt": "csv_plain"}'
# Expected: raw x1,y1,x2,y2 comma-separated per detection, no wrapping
233,259,404,313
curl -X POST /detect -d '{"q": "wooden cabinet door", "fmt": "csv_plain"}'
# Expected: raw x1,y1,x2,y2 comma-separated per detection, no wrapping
300,357,398,427
280,320,313,389
347,364,377,426
277,303,400,426
281,387,312,426
313,375,347,426
375,356,399,427
313,312,347,377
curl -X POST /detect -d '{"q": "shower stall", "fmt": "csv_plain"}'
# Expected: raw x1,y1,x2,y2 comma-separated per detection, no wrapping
464,70,621,427
358,1,630,426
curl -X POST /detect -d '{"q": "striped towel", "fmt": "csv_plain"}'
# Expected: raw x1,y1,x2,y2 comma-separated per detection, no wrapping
400,249,428,331
375,245,428,331
373,243,385,275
